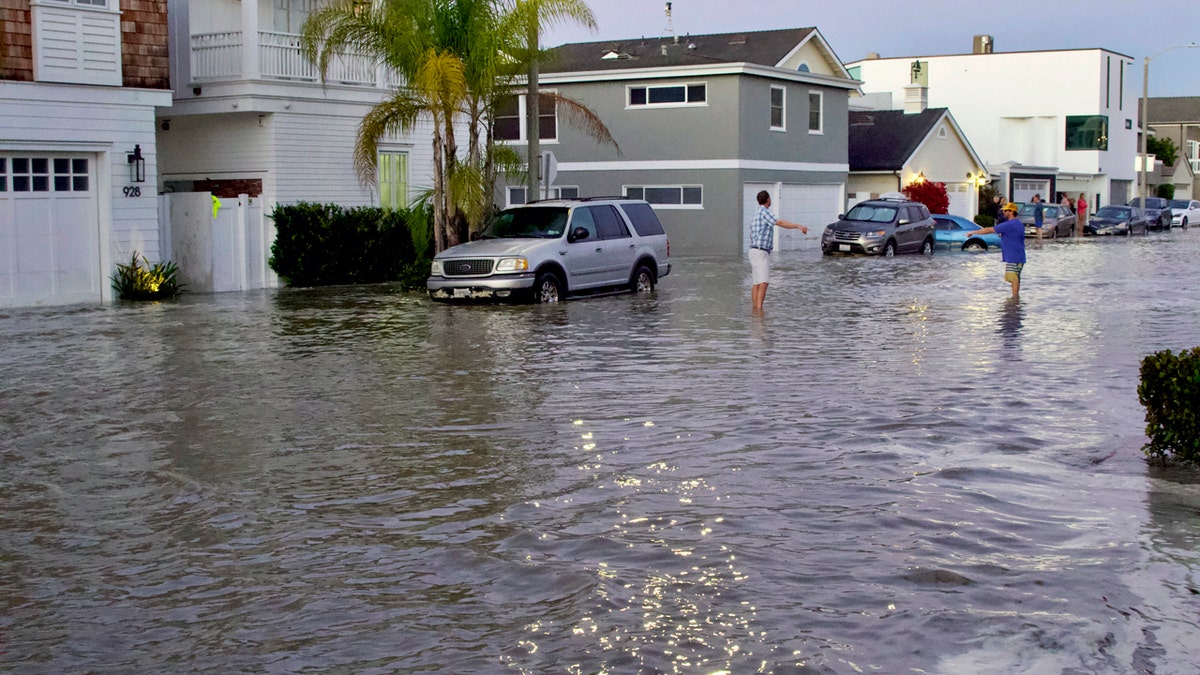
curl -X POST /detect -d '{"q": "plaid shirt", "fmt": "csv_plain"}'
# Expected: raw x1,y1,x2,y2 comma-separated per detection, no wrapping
750,205,778,251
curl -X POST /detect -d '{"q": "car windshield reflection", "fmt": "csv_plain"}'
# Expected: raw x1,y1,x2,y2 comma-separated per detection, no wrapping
845,205,897,223
1095,206,1131,218
481,207,568,238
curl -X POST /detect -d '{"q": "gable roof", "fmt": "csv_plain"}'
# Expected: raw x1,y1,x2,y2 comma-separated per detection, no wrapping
545,27,847,76
848,108,949,171
1145,96,1200,124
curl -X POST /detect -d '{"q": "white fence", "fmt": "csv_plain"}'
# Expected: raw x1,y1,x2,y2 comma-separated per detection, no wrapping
159,193,279,294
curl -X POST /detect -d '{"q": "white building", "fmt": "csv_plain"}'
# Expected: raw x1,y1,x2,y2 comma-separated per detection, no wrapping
847,39,1138,208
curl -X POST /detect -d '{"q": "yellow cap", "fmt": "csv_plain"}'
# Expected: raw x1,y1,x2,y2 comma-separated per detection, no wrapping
1003,202,1019,213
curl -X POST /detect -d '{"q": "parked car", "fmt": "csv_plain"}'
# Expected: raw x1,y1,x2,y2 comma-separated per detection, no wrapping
1168,199,1199,229
932,214,1001,251
1019,202,1075,238
1085,205,1149,236
1128,197,1172,230
821,195,936,256
427,197,670,303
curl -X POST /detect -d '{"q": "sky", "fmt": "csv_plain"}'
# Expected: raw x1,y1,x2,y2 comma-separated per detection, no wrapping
541,0,1200,98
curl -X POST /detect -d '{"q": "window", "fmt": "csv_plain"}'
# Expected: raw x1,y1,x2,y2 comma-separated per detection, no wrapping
377,151,408,209
506,185,578,206
493,94,557,142
624,185,702,208
45,0,110,6
770,86,786,130
591,205,630,239
621,202,666,236
628,83,706,108
1065,115,1109,151
808,91,823,133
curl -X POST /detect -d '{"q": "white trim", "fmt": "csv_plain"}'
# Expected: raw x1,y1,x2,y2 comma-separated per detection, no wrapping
535,62,860,90
775,30,856,80
558,159,849,173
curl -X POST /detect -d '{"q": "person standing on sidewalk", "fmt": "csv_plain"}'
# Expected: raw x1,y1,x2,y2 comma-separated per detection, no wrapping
749,190,808,312
1075,193,1089,237
1032,194,1045,242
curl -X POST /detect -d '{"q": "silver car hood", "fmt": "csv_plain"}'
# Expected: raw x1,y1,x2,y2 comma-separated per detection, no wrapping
435,237,558,259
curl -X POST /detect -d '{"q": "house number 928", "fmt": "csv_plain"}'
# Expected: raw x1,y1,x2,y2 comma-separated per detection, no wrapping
123,186,142,198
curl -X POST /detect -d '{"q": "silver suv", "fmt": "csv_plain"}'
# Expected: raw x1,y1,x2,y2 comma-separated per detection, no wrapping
427,198,671,303
821,195,936,256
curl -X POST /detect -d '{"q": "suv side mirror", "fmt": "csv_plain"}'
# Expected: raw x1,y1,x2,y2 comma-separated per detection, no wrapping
568,226,590,243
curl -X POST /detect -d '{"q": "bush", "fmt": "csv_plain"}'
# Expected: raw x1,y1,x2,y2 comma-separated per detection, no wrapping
1138,347,1200,465
1156,183,1175,200
903,180,950,214
974,214,995,228
111,252,184,301
269,203,427,287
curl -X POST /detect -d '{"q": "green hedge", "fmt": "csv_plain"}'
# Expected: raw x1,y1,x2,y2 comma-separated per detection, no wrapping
974,214,996,228
1138,347,1200,465
269,202,429,288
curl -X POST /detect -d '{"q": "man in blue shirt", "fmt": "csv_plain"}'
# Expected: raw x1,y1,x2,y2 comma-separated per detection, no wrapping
749,190,808,311
972,202,1027,299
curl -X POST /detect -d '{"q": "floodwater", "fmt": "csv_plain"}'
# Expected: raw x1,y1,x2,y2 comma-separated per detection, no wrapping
3,232,1200,674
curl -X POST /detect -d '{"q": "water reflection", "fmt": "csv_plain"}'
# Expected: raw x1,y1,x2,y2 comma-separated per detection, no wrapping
2,233,1200,672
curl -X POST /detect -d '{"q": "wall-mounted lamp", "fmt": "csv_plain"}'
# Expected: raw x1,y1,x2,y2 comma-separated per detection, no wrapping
914,172,926,184
127,145,145,183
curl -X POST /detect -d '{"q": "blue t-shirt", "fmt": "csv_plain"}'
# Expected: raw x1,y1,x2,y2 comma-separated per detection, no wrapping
1033,202,1044,225
994,217,1026,263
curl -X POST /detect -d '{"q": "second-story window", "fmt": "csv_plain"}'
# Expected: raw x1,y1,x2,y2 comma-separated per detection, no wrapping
45,0,111,6
493,94,557,143
628,83,707,108
808,91,823,134
770,86,786,131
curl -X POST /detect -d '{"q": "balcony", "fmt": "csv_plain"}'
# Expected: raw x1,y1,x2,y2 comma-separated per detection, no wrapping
190,30,400,88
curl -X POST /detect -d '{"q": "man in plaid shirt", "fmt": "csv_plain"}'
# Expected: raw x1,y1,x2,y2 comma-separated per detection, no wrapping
749,190,808,311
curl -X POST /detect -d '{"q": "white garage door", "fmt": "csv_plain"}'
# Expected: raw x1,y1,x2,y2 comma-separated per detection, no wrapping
742,182,842,252
0,154,101,306
947,182,972,218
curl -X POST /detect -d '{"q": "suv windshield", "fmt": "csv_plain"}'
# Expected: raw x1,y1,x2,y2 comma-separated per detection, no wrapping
481,207,569,238
1129,198,1167,209
846,204,898,223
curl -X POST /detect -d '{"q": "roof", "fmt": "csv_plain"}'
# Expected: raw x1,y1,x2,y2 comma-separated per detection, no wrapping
1145,96,1200,124
846,46,1133,66
848,108,948,171
545,27,818,73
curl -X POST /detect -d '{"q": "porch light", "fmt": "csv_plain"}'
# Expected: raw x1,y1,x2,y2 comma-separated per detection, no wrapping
127,145,146,183
914,172,926,184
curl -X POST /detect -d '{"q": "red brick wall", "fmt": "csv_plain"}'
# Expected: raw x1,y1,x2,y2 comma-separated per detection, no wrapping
121,0,170,89
0,0,33,82
194,179,265,199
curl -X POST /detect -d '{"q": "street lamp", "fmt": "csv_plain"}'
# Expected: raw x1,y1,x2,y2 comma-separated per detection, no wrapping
1141,43,1196,211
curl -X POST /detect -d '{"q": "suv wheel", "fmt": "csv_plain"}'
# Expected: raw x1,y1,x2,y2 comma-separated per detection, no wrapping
631,265,656,294
533,271,564,303
920,237,934,255
882,240,897,257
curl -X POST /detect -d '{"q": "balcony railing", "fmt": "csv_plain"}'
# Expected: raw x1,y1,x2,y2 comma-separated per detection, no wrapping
191,30,401,88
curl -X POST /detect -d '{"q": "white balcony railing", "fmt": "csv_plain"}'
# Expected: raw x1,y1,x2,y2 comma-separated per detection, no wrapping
191,30,401,88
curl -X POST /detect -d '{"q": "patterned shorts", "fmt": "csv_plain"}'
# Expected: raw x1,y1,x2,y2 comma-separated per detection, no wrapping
1005,262,1024,282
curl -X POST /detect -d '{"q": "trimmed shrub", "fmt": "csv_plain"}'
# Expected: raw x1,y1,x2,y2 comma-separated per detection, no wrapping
1156,183,1175,200
1138,347,1200,465
111,252,185,301
269,203,424,288
974,214,996,228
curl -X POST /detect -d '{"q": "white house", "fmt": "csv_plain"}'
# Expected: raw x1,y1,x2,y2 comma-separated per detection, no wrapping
1,0,173,308
158,0,439,290
847,38,1138,209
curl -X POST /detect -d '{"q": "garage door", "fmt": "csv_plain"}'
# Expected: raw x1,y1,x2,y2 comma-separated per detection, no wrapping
742,183,842,252
0,154,101,306
947,182,972,218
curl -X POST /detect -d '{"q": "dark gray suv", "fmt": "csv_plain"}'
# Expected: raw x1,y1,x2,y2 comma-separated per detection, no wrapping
428,197,671,303
821,196,936,256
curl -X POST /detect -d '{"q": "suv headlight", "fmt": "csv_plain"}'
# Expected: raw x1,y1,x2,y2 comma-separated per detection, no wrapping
864,230,887,238
430,259,443,275
495,258,529,272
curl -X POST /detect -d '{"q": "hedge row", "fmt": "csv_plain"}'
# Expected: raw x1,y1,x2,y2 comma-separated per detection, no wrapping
268,202,431,288
1139,347,1200,465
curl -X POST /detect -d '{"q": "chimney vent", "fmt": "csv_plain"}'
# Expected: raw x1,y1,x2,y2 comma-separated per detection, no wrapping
973,35,994,54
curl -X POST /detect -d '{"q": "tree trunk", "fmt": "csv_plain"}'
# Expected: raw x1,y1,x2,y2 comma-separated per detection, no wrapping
525,17,540,202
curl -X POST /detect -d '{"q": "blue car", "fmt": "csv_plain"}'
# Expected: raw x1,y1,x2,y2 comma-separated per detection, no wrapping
932,214,1002,251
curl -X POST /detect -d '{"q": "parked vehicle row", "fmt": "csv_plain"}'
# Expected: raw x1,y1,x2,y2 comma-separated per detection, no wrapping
1019,203,1075,238
1086,205,1149,236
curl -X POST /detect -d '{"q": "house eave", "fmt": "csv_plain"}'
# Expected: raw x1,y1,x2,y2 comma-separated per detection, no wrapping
533,62,860,90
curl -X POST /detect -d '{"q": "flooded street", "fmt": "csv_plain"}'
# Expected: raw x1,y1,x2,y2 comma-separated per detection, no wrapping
3,232,1200,673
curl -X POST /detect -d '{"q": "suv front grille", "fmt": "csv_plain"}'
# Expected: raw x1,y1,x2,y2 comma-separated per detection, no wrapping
834,230,862,241
442,259,494,277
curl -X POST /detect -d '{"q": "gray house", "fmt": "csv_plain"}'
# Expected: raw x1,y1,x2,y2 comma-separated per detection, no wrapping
499,27,860,256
